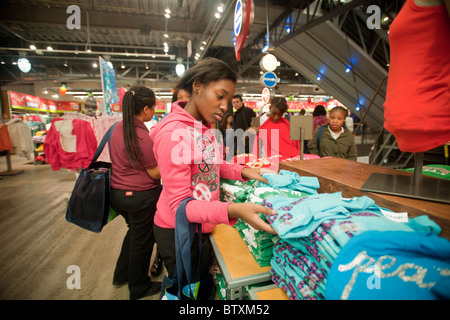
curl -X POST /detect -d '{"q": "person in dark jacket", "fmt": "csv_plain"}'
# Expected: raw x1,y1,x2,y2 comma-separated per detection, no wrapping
232,94,256,154
308,106,357,161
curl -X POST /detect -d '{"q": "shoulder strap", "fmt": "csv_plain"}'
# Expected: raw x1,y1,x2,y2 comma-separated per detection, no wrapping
90,122,118,165
317,125,324,154
174,197,201,299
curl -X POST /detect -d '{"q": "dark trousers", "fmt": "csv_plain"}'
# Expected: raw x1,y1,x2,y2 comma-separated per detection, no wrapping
153,224,212,286
110,187,159,300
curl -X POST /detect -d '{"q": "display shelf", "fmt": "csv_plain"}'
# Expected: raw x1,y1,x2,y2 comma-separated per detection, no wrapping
210,224,272,300
247,284,289,300
280,158,450,239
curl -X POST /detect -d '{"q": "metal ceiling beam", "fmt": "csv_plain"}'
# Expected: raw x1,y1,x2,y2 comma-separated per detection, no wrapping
0,47,176,60
276,0,369,46
235,0,369,75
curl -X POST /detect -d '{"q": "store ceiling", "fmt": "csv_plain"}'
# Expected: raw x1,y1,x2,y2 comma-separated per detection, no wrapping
0,0,402,101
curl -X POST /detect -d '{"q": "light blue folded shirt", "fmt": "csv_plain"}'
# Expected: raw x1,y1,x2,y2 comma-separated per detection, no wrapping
263,192,379,238
260,169,320,194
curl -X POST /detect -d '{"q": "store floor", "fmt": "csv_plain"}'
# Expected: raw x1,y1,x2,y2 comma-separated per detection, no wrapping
0,155,165,300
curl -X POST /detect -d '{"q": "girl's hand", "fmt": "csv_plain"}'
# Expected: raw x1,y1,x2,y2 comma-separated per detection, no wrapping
241,167,278,185
241,167,268,184
228,203,277,235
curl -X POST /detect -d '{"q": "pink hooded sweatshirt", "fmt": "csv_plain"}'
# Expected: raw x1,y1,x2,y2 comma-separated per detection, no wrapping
150,101,246,233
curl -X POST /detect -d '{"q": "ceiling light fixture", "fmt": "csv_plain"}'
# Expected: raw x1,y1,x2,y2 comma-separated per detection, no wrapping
47,45,53,51
175,57,185,77
17,57,31,73
215,12,221,19
29,44,36,50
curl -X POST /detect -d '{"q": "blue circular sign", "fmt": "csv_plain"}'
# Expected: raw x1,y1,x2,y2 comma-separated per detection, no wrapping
260,71,278,88
234,0,242,36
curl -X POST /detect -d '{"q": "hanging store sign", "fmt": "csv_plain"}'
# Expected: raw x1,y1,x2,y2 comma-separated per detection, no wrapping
260,72,278,88
8,91,79,113
260,54,278,72
234,0,254,61
234,0,243,36
262,87,271,105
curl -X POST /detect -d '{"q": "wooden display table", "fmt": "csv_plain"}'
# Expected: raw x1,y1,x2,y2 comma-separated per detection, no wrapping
280,158,450,239
210,224,272,300
248,284,289,300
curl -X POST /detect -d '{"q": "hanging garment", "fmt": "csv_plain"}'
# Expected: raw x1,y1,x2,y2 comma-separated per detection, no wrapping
383,0,450,152
5,118,34,159
54,119,76,152
44,118,97,171
325,231,450,300
0,124,13,153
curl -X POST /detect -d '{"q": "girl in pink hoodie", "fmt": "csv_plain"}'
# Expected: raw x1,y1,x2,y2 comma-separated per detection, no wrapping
151,57,276,283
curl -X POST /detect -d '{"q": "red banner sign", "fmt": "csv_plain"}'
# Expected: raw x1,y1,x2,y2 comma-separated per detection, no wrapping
9,91,80,113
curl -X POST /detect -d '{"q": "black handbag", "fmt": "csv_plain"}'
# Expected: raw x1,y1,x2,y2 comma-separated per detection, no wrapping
66,122,118,233
161,197,215,300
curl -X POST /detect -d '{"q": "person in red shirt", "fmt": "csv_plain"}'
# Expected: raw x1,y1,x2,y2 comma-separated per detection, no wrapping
252,97,300,159
109,86,161,300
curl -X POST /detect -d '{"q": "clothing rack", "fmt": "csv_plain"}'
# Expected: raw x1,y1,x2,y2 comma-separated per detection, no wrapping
0,121,24,176
0,150,24,176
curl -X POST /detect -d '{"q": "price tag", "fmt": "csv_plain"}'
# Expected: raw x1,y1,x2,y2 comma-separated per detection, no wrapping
380,209,409,223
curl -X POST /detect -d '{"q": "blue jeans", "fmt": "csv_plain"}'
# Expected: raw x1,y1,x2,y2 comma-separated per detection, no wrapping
110,187,159,299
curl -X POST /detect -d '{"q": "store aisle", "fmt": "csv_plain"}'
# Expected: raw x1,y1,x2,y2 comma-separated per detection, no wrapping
0,155,162,300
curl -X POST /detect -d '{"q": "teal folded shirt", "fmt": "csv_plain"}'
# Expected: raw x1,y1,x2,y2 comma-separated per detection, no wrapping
260,169,320,194
263,192,379,238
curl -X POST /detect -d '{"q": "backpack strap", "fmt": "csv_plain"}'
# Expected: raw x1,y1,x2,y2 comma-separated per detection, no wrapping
90,122,118,165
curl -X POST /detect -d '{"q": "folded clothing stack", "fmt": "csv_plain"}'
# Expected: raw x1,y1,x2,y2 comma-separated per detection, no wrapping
263,192,442,300
220,175,316,268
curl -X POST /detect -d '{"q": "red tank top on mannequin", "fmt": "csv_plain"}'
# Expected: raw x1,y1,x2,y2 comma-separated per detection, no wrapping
384,0,450,152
